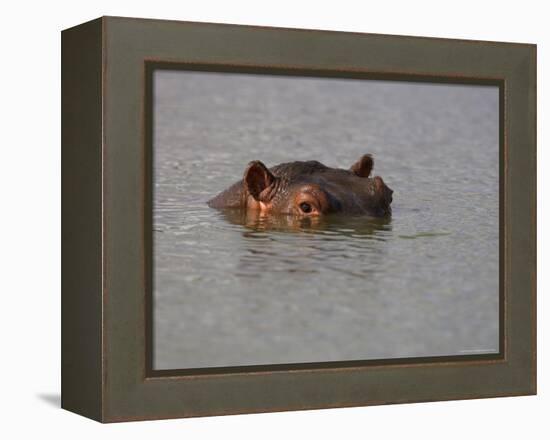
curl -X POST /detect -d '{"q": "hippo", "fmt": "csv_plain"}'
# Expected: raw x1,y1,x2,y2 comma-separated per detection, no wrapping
207,154,393,217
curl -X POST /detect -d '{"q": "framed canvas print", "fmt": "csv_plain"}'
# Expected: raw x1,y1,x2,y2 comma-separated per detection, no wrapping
61,16,536,422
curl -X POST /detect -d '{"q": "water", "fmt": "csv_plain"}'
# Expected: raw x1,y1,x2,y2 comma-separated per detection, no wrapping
153,70,499,370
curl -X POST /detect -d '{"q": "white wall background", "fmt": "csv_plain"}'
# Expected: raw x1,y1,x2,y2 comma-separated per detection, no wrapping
0,0,546,437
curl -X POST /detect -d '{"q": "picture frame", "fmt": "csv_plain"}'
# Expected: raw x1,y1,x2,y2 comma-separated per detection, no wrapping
61,16,536,422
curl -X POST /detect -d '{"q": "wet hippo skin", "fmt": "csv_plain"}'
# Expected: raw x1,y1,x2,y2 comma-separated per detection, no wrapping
208,154,393,218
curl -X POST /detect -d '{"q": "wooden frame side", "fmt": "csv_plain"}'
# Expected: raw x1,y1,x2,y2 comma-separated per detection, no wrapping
61,18,104,421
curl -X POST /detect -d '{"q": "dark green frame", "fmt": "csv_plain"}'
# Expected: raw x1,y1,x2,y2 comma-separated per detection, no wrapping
62,16,536,422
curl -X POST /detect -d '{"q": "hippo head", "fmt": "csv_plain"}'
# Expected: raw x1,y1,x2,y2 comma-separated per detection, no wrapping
208,154,393,218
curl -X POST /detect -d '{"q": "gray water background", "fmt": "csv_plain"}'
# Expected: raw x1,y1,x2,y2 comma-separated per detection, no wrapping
153,70,499,370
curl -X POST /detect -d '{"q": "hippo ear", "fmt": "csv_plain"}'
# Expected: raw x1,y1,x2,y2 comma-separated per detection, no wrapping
243,160,277,202
350,154,373,178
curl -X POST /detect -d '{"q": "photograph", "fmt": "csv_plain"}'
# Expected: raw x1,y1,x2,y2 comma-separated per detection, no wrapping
151,68,500,371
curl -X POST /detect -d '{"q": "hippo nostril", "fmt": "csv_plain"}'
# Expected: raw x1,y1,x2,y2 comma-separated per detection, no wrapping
386,186,393,204
373,176,384,188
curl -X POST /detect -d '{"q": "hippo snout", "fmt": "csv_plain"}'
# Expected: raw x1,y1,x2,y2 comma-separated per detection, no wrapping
374,176,393,200
373,176,393,215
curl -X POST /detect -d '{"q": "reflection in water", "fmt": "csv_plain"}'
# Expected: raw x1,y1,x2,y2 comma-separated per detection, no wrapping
216,209,392,279
217,208,392,236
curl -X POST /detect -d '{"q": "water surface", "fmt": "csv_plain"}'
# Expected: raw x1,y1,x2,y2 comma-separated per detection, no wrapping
153,71,499,370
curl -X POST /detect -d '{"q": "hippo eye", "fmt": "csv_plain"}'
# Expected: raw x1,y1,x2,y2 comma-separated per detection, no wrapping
299,202,313,213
